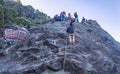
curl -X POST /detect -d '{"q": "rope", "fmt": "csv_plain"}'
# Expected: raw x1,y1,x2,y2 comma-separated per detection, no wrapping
63,35,67,72
63,21,76,72
63,21,68,73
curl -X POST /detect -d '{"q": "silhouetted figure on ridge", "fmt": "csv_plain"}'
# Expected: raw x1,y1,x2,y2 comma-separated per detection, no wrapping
54,14,60,21
74,12,79,23
81,17,87,24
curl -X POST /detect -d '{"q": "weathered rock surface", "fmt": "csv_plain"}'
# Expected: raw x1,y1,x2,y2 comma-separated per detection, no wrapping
0,20,120,74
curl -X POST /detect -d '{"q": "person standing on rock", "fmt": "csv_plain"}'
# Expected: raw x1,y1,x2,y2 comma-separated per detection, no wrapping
60,11,66,21
66,21,75,45
74,12,79,23
54,14,60,21
67,13,72,22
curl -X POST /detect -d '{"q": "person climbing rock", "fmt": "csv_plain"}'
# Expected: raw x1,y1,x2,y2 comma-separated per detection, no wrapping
66,21,75,45
74,12,79,23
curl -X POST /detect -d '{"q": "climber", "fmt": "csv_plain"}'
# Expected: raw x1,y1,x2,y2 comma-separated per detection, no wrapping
82,17,85,22
54,14,60,21
66,20,75,45
60,11,66,21
81,17,86,23
67,13,72,22
74,12,79,23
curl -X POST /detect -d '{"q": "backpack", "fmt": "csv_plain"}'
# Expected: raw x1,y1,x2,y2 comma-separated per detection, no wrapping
67,26,74,33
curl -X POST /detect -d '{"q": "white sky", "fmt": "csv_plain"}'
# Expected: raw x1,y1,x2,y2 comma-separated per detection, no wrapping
20,0,120,42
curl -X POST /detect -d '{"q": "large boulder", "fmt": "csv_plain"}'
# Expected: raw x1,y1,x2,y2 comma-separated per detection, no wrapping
4,26,30,44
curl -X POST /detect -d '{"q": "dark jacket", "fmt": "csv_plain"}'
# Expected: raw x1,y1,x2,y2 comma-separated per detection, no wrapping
74,13,78,18
67,25,75,34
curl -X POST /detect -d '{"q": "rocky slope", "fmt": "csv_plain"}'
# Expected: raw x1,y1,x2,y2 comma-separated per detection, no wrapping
0,20,120,74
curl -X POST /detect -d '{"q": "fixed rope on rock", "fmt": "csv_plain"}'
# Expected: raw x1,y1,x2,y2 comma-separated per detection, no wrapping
66,20,75,45
63,20,75,72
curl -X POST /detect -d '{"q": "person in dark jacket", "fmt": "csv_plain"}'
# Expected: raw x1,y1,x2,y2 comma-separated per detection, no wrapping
66,21,75,45
74,12,79,23
54,14,60,21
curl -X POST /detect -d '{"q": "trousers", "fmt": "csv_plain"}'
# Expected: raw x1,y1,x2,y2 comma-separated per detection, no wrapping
68,33,75,45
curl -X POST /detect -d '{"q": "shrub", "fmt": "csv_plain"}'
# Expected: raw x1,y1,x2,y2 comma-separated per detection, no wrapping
15,17,31,26
0,4,4,26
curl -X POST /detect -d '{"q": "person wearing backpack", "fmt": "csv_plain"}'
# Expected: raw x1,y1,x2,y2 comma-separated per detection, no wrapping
66,21,75,45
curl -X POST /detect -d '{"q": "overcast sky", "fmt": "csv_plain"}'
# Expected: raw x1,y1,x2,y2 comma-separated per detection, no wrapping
20,0,120,42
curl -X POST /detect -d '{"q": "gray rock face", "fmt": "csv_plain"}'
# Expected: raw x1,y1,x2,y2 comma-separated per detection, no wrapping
0,20,120,74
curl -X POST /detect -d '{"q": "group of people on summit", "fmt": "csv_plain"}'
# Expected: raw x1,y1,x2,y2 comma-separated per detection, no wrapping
53,11,81,45
53,11,79,23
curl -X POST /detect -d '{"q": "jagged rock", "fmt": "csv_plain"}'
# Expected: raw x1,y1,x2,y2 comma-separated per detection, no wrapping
0,50,5,57
0,20,120,74
46,59,63,71
43,40,59,49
